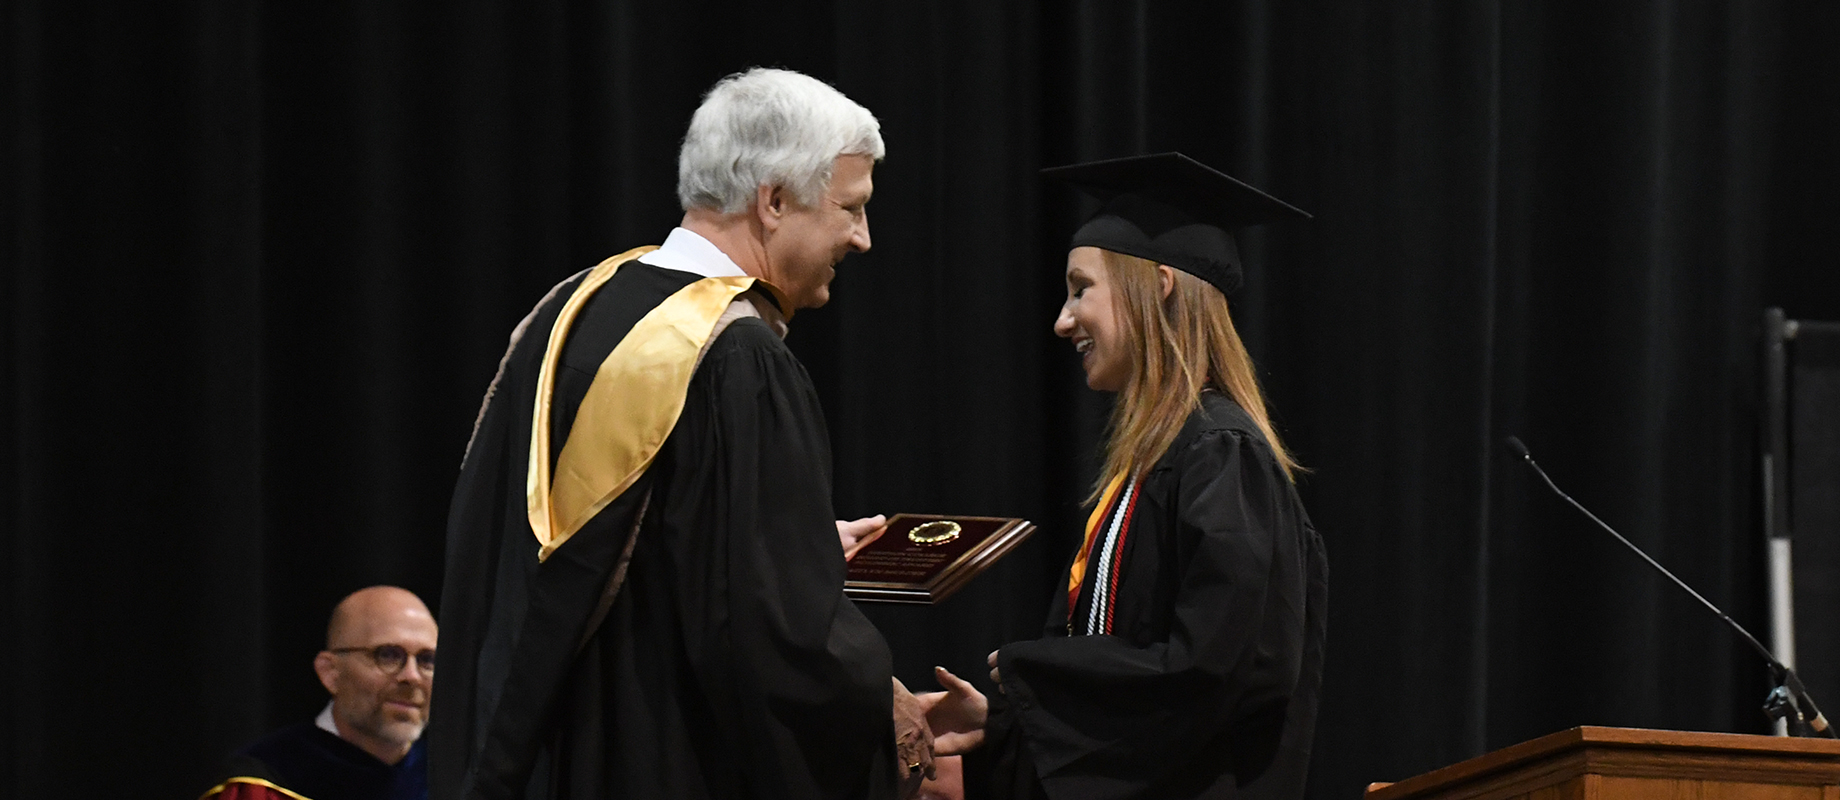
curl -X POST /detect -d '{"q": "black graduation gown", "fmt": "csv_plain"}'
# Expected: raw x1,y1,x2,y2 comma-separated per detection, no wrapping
984,392,1327,800
210,722,427,800
430,260,897,800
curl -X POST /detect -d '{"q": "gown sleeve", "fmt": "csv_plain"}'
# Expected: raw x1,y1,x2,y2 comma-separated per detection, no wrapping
996,428,1311,798
431,274,622,800
652,318,897,799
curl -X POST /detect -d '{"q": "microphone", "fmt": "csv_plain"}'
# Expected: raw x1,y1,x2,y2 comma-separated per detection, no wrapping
1504,435,1834,738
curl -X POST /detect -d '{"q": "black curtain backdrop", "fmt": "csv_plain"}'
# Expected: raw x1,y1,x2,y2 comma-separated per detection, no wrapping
5,2,1838,798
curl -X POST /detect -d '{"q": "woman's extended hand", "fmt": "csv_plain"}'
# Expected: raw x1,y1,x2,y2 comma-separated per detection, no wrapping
915,666,989,756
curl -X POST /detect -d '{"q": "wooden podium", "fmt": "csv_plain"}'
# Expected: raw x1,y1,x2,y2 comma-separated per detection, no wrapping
1366,727,1840,800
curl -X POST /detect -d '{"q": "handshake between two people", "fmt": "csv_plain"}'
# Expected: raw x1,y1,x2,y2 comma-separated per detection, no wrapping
845,516,996,792
891,665,991,795
918,664,991,756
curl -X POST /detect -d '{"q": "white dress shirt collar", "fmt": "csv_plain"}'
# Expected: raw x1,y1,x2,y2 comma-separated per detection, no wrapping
316,701,339,736
636,227,748,278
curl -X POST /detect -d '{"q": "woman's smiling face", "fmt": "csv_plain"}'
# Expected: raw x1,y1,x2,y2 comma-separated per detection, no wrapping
1054,246,1131,392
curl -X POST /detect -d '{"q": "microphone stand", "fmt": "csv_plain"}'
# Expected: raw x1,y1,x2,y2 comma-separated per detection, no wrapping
1505,436,1835,738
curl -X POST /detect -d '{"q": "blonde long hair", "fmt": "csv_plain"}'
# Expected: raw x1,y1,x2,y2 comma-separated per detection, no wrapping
1091,249,1301,503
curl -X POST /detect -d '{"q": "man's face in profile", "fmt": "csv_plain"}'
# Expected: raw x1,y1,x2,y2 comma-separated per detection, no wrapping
314,589,438,758
763,153,875,310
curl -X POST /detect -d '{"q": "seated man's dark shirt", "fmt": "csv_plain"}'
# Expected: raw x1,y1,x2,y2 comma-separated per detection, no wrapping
204,719,427,800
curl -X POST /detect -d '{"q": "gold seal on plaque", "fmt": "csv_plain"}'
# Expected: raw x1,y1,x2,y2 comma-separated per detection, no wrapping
907,520,962,546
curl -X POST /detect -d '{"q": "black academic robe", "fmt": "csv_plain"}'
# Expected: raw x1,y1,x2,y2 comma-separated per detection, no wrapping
430,261,897,799
984,392,1327,800
206,722,427,800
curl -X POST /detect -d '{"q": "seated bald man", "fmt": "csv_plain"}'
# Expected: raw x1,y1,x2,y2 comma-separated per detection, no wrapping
203,586,437,800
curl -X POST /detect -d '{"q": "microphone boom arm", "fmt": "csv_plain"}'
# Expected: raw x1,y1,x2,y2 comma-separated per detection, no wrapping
1505,436,1834,738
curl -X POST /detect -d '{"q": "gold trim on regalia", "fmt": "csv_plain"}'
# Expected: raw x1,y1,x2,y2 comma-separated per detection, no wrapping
198,776,316,800
526,247,758,561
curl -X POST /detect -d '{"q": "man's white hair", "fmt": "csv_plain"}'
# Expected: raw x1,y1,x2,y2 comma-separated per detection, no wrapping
677,68,885,214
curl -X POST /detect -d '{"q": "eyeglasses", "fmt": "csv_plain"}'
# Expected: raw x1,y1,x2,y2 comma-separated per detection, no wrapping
328,644,435,675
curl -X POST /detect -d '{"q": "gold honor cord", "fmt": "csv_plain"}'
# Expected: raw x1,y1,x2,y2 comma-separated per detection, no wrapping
1066,472,1128,605
527,247,758,561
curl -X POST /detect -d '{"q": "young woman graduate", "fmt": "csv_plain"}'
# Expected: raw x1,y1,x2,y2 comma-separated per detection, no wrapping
923,153,1328,800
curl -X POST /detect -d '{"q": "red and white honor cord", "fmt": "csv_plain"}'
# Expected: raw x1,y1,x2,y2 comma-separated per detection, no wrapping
1082,476,1139,636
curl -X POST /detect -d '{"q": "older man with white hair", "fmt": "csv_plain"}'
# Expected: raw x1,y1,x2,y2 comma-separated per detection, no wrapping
430,68,925,800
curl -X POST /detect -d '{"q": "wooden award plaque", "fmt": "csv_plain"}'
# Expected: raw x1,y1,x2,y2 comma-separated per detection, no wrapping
844,514,1037,604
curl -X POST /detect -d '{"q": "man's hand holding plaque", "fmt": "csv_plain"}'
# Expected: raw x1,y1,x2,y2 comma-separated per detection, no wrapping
838,514,888,561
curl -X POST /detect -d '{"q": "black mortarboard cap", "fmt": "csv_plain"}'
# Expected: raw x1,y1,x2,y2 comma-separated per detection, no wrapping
1041,152,1310,297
